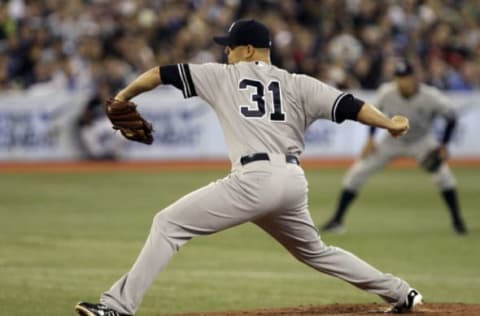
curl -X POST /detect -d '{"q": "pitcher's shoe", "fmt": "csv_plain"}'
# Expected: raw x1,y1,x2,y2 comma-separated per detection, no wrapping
386,289,423,313
75,302,132,316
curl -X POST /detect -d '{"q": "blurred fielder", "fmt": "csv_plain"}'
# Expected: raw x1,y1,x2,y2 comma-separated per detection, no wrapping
75,20,422,316
321,59,468,235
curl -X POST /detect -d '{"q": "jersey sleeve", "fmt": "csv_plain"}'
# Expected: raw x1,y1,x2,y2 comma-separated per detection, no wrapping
429,87,456,120
374,83,390,112
159,64,197,98
299,74,363,123
159,63,224,106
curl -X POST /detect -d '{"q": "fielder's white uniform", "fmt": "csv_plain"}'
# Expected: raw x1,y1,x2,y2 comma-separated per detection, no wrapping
343,82,457,191
100,62,412,315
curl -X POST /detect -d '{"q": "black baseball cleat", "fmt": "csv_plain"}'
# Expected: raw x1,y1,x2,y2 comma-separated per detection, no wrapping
320,220,346,234
75,302,132,316
385,288,423,313
453,220,468,235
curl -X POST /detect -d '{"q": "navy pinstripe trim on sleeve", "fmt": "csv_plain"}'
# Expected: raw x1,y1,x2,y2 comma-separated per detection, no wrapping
332,94,365,123
331,92,348,122
182,64,197,97
159,64,197,98
159,65,182,94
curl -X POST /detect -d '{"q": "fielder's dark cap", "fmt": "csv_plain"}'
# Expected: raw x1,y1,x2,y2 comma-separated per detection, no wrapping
394,59,414,77
213,19,271,48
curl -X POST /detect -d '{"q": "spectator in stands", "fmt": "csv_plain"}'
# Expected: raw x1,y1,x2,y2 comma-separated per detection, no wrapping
0,0,478,93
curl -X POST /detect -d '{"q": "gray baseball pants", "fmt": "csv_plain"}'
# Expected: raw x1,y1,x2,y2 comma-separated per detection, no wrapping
100,154,411,315
344,135,457,191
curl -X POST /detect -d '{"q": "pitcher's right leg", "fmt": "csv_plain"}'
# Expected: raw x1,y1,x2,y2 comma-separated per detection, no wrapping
99,172,268,315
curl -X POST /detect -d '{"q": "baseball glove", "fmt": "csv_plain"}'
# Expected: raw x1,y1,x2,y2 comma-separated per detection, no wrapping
420,147,444,172
105,98,154,145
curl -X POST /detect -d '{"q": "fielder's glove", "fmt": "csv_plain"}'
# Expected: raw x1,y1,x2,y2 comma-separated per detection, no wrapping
105,98,154,145
420,147,444,172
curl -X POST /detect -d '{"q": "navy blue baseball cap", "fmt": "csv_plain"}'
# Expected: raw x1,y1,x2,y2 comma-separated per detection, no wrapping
394,59,414,77
213,19,272,48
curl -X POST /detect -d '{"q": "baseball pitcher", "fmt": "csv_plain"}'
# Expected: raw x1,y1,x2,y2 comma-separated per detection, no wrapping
75,20,422,316
321,60,468,235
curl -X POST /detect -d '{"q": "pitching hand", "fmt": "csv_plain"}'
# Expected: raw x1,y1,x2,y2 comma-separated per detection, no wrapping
388,115,409,137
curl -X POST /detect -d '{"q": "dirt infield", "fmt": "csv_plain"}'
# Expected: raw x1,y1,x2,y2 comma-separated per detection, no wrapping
177,303,480,316
0,158,479,173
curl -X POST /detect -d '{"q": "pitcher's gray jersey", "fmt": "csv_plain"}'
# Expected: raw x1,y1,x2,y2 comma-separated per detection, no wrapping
376,82,455,142
98,61,415,316
184,61,346,163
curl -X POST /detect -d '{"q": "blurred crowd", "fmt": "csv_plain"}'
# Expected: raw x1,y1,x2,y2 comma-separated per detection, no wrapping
1,0,480,95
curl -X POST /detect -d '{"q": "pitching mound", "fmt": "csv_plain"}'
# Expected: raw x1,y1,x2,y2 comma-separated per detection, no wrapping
178,303,480,315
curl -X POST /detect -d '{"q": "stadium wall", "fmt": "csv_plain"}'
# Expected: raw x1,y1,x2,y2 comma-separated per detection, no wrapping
0,87,479,162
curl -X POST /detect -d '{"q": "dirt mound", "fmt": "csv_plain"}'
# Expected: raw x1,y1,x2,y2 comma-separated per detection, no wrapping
177,303,480,316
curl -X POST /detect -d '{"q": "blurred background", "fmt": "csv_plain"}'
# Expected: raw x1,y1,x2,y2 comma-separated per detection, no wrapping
0,0,479,161
1,2,479,315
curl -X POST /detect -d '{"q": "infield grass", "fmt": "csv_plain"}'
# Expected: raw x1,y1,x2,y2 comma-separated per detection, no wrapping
0,167,479,316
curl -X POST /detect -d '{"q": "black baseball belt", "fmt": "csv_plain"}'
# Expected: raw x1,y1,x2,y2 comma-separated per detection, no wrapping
240,153,300,166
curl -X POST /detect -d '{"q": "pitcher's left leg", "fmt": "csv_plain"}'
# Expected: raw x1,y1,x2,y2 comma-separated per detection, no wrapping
254,208,413,305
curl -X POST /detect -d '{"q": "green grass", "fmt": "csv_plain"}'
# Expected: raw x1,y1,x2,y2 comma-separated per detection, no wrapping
0,167,479,316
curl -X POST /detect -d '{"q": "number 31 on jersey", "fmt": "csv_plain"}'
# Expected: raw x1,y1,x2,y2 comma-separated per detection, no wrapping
239,79,286,121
